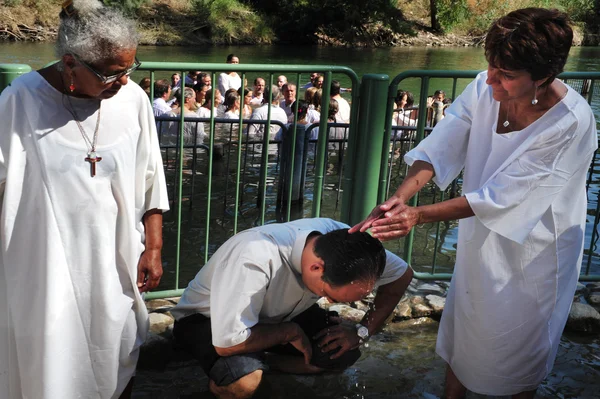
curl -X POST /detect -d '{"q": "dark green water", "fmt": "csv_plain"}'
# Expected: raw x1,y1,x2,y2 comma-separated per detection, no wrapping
3,42,600,94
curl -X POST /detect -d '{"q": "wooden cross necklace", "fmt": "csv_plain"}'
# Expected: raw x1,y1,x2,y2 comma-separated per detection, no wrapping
62,92,103,177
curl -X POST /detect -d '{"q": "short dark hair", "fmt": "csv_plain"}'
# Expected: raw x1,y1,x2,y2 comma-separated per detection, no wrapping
226,53,237,63
193,82,207,93
485,8,572,86
238,87,252,97
395,89,414,108
224,90,239,111
153,79,170,98
330,80,341,96
313,229,386,287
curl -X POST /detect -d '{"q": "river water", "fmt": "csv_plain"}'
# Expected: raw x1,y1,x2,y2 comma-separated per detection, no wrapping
2,43,600,397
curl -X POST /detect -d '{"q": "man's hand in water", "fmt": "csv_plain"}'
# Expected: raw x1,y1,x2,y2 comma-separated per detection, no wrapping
313,316,361,359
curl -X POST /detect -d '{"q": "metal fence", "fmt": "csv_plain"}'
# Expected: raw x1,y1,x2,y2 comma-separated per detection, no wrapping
137,62,359,299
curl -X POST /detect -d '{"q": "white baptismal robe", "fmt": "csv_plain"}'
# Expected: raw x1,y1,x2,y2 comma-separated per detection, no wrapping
406,72,597,395
0,73,169,398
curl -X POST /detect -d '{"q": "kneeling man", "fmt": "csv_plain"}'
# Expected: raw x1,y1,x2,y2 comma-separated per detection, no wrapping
171,218,413,398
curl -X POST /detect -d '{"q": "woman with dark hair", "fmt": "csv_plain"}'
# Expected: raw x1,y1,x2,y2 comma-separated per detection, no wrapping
0,0,168,398
238,87,253,119
223,90,241,118
352,8,596,398
392,89,416,128
217,53,241,96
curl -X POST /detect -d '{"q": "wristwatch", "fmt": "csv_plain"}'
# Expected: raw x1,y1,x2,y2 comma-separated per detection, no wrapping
356,324,370,344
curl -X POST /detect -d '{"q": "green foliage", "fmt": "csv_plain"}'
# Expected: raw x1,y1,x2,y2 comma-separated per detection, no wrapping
435,0,595,35
436,0,470,31
557,0,594,22
247,0,413,44
191,0,273,44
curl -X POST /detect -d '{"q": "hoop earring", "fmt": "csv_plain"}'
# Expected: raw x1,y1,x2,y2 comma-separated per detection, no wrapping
531,86,538,105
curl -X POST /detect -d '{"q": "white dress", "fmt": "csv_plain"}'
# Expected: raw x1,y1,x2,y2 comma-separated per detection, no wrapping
0,73,169,399
405,71,597,395
217,72,241,96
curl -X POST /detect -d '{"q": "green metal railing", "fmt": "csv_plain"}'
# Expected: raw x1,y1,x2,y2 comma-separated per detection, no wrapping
137,62,360,299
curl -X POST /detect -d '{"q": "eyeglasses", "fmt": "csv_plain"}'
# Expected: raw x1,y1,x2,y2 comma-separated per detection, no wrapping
73,54,141,84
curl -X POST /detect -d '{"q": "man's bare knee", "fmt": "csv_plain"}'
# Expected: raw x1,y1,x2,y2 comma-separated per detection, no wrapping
209,370,263,399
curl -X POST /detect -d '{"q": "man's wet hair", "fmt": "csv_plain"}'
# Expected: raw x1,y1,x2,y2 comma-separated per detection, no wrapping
313,228,386,287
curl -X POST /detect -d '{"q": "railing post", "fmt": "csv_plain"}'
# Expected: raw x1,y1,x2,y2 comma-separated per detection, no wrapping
0,64,32,93
342,73,390,226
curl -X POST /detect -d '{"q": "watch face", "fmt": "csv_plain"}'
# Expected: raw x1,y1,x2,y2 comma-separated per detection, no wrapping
357,326,369,339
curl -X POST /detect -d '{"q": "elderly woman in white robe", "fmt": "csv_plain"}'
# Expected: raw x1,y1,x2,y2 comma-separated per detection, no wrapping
352,8,597,399
0,1,169,398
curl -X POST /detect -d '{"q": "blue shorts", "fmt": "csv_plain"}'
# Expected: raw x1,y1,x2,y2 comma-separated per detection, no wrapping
173,304,361,386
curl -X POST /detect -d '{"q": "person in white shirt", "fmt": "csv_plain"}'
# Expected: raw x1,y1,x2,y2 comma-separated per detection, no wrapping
276,75,287,88
279,83,297,123
172,218,413,399
248,85,288,140
170,73,181,90
197,88,223,118
163,87,205,146
352,8,597,399
217,54,241,96
249,77,266,108
330,80,350,123
152,79,172,116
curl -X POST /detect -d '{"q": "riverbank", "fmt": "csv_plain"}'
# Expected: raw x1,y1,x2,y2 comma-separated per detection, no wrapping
0,1,591,47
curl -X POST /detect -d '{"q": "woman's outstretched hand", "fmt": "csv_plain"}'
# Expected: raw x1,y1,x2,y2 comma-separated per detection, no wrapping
349,195,406,233
370,205,421,241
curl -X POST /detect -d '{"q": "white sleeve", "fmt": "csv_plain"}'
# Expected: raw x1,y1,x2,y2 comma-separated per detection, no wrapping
465,111,597,244
217,73,228,97
137,91,170,213
375,250,409,287
209,238,275,348
405,75,483,190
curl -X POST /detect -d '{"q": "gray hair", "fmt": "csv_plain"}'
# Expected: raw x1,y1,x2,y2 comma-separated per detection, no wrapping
56,0,138,65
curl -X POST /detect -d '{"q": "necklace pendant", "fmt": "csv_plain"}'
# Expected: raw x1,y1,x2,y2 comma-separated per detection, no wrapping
503,120,510,128
85,151,102,177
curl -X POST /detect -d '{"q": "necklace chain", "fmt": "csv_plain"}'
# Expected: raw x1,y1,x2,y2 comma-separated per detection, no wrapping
62,93,102,154
502,100,511,128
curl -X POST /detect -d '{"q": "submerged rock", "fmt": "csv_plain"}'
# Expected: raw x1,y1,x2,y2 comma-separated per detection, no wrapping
426,295,446,315
149,312,174,334
393,301,412,320
327,304,366,323
567,302,600,333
